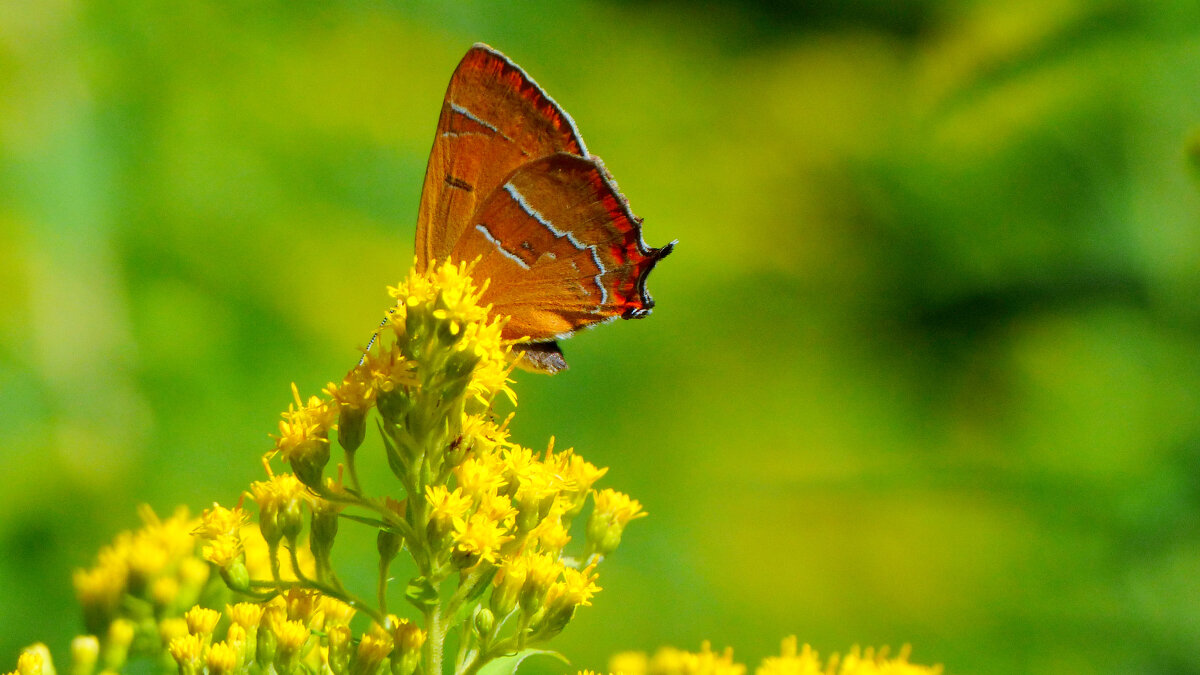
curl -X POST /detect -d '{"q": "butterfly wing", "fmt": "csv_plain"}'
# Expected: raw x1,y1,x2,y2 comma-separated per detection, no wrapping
415,44,588,271
450,153,675,343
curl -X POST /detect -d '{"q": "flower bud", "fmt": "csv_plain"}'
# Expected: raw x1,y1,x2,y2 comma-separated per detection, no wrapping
102,620,134,671
290,438,330,491
338,405,367,453
327,626,352,675
69,637,99,675
310,499,340,578
474,608,495,637
219,560,251,594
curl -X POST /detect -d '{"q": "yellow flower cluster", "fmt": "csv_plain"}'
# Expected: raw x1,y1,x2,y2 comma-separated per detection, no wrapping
72,506,211,640
179,260,645,675
603,638,942,675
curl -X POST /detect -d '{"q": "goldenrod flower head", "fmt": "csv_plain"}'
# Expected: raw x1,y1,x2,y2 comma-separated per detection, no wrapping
272,618,310,654
202,534,243,569
361,348,418,396
138,505,199,561
513,460,564,509
325,367,377,413
517,552,562,614
282,588,321,625
528,504,571,554
318,595,356,628
388,617,427,652
205,641,240,675
426,485,472,525
387,260,514,404
16,648,46,675
560,565,601,607
150,576,180,608
225,623,247,648
452,513,513,566
560,452,608,505
455,455,507,498
587,489,647,557
195,504,248,540
647,643,744,675
490,554,529,616
609,651,649,675
184,606,221,637
158,617,189,645
592,489,647,527
271,385,337,484
72,564,124,630
388,618,426,675
354,631,394,675
475,491,517,526
460,414,511,458
226,602,265,630
754,639,941,675
167,635,203,671
390,259,490,325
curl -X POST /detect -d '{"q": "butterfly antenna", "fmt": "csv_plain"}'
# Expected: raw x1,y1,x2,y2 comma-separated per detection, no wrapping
358,310,395,366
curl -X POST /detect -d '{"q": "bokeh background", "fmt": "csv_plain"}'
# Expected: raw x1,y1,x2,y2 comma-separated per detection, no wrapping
3,1,1200,673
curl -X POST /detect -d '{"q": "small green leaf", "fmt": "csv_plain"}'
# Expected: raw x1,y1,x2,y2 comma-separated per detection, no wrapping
338,513,390,528
405,576,440,609
477,649,569,675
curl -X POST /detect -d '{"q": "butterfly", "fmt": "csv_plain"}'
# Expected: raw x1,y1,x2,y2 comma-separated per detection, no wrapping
413,44,675,374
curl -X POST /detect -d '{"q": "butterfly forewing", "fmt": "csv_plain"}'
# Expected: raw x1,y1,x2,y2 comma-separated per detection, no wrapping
413,44,675,372
415,44,588,270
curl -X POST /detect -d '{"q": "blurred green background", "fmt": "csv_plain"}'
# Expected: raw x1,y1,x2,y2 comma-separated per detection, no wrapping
3,0,1200,672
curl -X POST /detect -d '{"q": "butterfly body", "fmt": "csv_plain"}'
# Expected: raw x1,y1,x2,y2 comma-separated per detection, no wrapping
416,44,674,372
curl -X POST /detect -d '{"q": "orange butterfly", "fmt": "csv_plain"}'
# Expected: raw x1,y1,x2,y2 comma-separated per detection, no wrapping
414,44,675,373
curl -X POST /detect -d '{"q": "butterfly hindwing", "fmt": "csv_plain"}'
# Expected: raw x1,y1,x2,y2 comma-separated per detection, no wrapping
451,153,674,342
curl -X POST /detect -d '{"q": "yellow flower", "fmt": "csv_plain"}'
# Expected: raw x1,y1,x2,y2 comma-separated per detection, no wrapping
549,565,601,609
15,650,44,675
756,638,942,675
271,384,337,465
475,491,518,525
167,634,203,671
205,641,240,675
452,513,513,565
426,485,473,524
226,602,265,630
528,503,571,554
609,651,649,675
455,456,508,498
646,643,745,675
460,414,512,457
184,606,221,637
592,489,647,526
324,366,377,412
587,489,647,556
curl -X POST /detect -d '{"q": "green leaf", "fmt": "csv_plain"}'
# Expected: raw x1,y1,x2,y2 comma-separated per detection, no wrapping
405,576,440,609
477,649,569,675
338,513,390,528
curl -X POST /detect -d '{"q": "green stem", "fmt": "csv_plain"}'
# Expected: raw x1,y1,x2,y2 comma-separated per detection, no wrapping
424,605,444,675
